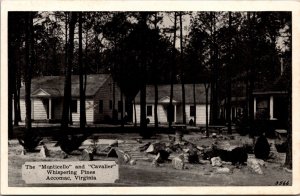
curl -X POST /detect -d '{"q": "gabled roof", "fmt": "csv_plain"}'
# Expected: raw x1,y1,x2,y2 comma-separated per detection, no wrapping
20,74,111,98
135,84,210,104
253,72,289,95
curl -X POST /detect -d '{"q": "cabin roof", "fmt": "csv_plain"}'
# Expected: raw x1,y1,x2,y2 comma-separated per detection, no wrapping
253,72,289,95
135,84,210,104
20,74,111,98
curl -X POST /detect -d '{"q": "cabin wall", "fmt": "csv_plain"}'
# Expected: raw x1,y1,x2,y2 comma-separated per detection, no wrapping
185,104,210,125
71,99,94,123
32,98,48,120
20,99,26,121
134,103,210,125
93,77,125,123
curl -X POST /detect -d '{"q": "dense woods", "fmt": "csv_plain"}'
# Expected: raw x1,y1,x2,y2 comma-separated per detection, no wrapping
8,11,291,168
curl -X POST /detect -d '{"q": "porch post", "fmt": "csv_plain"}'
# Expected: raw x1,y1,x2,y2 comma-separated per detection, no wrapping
174,105,177,123
49,98,52,119
270,95,274,119
31,98,34,119
253,97,256,119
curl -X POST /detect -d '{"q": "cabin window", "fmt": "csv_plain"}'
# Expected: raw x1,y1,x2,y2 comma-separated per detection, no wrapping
147,105,153,116
99,100,103,113
256,97,270,119
109,100,113,110
190,106,196,117
71,100,77,113
118,101,122,112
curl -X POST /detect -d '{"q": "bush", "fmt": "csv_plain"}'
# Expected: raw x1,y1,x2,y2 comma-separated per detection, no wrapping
18,131,42,152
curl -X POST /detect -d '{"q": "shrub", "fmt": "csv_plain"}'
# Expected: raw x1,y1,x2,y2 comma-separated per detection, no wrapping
18,131,42,152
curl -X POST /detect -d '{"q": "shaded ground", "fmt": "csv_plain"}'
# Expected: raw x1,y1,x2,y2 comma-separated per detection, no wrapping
8,131,292,187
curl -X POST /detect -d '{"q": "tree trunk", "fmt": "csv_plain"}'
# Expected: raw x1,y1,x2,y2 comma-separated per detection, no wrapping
24,12,34,132
133,99,137,127
154,13,159,129
169,12,177,129
61,12,77,129
140,81,147,133
205,83,210,137
120,90,124,128
154,83,158,128
15,63,22,124
79,12,86,130
179,12,186,125
139,14,148,137
209,12,220,125
247,12,255,137
226,12,232,134
284,53,292,169
193,83,196,126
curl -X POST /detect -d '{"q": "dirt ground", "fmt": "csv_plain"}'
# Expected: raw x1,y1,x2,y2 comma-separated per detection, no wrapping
7,131,292,187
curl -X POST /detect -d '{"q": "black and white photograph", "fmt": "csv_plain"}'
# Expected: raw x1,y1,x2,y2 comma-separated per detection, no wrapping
1,0,300,195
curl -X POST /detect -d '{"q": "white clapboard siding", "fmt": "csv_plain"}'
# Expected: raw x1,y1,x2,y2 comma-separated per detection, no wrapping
19,99,26,121
93,77,125,122
157,105,168,123
71,100,94,122
145,104,154,123
134,103,210,125
134,104,174,124
32,98,48,120
134,105,141,123
185,104,210,125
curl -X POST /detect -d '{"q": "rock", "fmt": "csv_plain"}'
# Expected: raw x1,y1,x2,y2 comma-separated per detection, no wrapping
108,140,118,147
169,143,182,153
168,135,176,142
199,160,210,164
154,150,170,163
212,133,217,138
216,167,231,174
115,149,131,164
284,167,292,173
21,149,27,156
129,159,137,165
152,160,159,167
146,143,166,154
183,153,189,163
247,158,263,174
40,145,50,158
107,148,118,158
211,157,222,167
254,135,270,159
139,142,151,152
256,159,266,167
60,151,68,159
80,149,93,161
214,141,232,151
146,144,155,153
172,156,185,170
154,152,162,163
196,146,204,151
223,161,232,165
165,142,172,147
